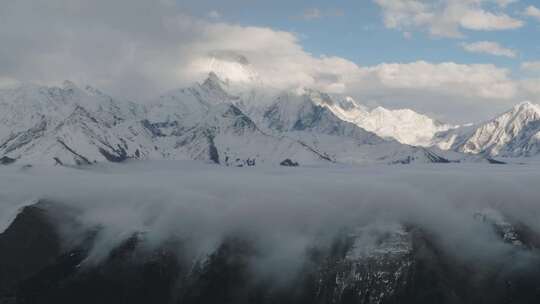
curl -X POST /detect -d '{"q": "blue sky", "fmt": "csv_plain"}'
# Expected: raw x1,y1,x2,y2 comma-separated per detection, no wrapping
182,0,540,75
2,0,540,122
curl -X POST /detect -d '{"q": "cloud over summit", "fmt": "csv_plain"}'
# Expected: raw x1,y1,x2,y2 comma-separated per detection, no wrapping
0,0,538,123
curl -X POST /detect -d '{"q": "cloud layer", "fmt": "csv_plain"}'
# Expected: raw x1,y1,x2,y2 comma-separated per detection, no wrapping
0,0,538,123
374,0,523,38
1,161,540,271
461,41,517,58
522,61,540,72
525,5,540,21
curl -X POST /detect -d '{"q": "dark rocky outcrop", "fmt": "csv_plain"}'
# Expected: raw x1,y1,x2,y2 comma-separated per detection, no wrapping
0,203,62,302
0,156,16,165
2,203,540,304
280,159,299,167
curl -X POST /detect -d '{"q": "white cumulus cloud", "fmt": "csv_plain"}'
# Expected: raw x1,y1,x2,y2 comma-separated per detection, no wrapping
524,5,540,21
374,0,523,38
521,61,540,72
0,0,537,122
461,41,517,58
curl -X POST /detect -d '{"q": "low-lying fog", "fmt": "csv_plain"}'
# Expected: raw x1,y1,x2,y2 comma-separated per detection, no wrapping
1,161,539,274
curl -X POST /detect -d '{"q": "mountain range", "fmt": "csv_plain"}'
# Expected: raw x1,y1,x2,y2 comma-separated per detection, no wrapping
0,67,539,167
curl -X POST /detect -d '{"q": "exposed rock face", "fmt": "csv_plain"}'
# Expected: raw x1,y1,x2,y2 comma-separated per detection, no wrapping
2,202,540,304
0,203,62,302
280,159,299,167
0,156,15,165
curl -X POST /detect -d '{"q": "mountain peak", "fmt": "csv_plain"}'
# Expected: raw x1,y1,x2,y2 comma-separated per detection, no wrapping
62,80,80,91
84,85,104,97
202,72,228,90
437,101,540,157
512,101,540,113
204,52,261,85
302,88,334,106
209,50,250,66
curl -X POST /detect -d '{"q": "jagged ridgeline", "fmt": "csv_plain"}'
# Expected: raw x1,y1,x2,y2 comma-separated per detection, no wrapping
4,73,538,167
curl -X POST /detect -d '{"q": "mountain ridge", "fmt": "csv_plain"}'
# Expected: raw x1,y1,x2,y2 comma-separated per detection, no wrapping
433,100,540,157
2,74,536,166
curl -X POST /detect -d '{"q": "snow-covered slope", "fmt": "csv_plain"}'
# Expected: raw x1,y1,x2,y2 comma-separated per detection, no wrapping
144,73,332,166
434,101,540,157
320,95,455,146
0,75,332,167
148,105,330,166
0,82,157,165
259,89,453,164
262,90,382,142
196,51,455,148
206,51,262,85
141,73,459,166
0,71,510,166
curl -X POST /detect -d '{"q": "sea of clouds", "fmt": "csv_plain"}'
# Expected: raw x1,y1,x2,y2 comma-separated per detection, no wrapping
1,161,539,277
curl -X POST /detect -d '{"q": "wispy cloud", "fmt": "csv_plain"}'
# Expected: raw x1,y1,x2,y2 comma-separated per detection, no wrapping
301,8,322,20
0,0,537,121
495,0,518,8
461,41,517,58
297,8,344,21
2,161,540,270
524,5,540,21
521,61,540,72
374,0,523,38
207,10,221,19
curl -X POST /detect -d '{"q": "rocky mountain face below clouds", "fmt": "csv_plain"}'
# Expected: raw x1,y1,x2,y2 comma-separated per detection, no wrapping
2,200,540,304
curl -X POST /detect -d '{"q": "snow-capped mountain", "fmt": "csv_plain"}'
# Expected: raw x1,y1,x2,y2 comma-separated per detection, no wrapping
318,94,456,146
206,50,262,85
145,72,333,166
434,101,540,157
146,79,331,166
259,89,453,164
196,51,457,148
0,76,330,167
0,82,157,165
1,70,524,167
262,90,383,142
